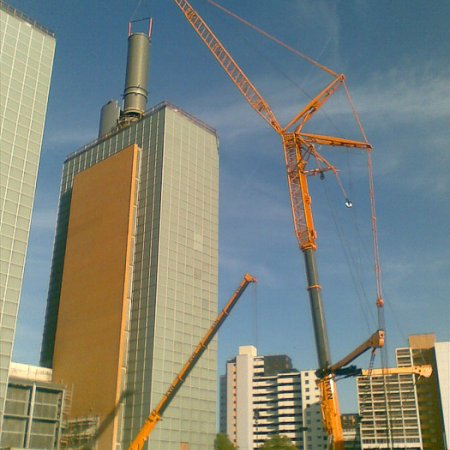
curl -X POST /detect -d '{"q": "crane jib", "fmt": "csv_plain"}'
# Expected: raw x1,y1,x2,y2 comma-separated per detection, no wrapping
171,1,379,448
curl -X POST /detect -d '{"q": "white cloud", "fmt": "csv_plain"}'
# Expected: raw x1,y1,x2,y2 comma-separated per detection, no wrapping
186,67,448,149
30,208,58,232
193,100,263,140
292,0,341,66
348,70,448,124
44,127,97,149
191,67,448,200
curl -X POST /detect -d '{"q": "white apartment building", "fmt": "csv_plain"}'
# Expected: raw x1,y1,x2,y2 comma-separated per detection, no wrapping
357,335,449,450
357,349,423,449
224,346,328,450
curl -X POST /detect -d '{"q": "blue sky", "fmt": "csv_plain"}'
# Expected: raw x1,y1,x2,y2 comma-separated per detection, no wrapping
10,0,449,412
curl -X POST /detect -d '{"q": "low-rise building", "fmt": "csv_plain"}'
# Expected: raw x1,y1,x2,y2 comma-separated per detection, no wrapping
1,363,67,449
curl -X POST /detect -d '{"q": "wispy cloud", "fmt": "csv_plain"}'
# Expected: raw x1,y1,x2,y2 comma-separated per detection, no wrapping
347,70,448,124
291,0,342,69
188,67,448,202
384,255,449,291
30,208,58,232
187,66,448,139
44,127,97,149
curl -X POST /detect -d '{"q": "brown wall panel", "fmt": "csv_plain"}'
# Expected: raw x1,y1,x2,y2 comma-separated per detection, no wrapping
52,145,140,449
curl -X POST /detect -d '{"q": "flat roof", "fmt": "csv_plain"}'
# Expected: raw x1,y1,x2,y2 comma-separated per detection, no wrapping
9,361,52,382
1,1,55,37
65,101,217,163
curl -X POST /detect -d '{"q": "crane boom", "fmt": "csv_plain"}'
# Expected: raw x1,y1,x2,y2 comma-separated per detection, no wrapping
173,0,282,133
172,2,375,448
284,75,345,133
329,330,384,374
172,0,369,254
128,274,256,450
360,365,432,378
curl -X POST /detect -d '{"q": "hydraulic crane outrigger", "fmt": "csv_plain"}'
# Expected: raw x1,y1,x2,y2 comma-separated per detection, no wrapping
128,274,256,450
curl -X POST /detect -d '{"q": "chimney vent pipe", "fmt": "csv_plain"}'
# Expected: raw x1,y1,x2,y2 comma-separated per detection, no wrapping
123,21,151,117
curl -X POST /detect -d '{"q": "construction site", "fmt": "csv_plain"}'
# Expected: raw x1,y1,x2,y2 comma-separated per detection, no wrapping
1,1,448,450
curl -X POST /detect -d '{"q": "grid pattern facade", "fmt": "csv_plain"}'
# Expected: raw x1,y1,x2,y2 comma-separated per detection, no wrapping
2,379,65,449
1,363,65,450
405,335,447,450
40,103,219,449
225,347,327,450
253,371,326,450
0,3,55,432
357,350,422,449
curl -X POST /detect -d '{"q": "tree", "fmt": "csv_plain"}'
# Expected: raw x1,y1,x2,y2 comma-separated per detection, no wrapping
259,434,297,449
214,433,236,450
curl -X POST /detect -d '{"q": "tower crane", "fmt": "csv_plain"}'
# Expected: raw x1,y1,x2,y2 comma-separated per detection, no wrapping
171,1,380,448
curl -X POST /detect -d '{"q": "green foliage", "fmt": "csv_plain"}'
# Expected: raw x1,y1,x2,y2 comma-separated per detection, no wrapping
259,434,297,449
214,433,236,450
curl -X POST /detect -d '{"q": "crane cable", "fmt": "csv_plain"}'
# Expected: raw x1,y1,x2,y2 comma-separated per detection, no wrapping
205,1,386,324
343,83,393,447
201,2,395,446
342,83,386,329
321,178,375,332
130,0,144,21
205,0,338,78
205,0,390,406
253,281,259,350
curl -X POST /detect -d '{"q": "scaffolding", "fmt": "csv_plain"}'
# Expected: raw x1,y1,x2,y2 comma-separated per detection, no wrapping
60,416,100,450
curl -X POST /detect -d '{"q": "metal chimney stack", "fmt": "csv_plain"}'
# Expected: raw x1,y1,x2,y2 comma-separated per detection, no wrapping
123,19,152,118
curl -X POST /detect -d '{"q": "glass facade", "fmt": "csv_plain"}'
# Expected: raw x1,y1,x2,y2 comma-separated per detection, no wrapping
41,103,219,449
0,3,55,433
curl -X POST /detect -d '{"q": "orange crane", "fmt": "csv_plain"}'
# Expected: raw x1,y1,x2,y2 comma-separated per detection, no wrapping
128,273,256,450
171,1,379,448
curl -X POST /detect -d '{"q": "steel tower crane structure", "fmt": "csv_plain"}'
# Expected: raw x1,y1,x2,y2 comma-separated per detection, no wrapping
172,1,376,448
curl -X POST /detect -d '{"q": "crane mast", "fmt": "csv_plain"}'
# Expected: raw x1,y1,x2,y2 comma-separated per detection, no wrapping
172,1,373,448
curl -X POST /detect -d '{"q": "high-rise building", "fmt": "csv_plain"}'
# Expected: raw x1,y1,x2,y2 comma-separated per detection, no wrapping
434,341,450,448
358,349,423,449
0,2,55,432
219,374,227,434
357,334,448,450
39,28,219,449
406,334,447,450
222,346,327,450
341,414,361,450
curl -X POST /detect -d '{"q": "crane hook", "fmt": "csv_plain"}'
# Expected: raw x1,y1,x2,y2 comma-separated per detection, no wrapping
345,198,353,208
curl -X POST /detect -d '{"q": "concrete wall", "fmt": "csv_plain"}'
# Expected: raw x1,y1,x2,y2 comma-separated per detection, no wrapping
235,348,255,450
435,342,450,448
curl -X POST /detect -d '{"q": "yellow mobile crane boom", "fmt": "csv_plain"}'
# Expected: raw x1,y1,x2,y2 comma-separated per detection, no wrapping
360,365,432,378
128,274,256,450
172,1,373,448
